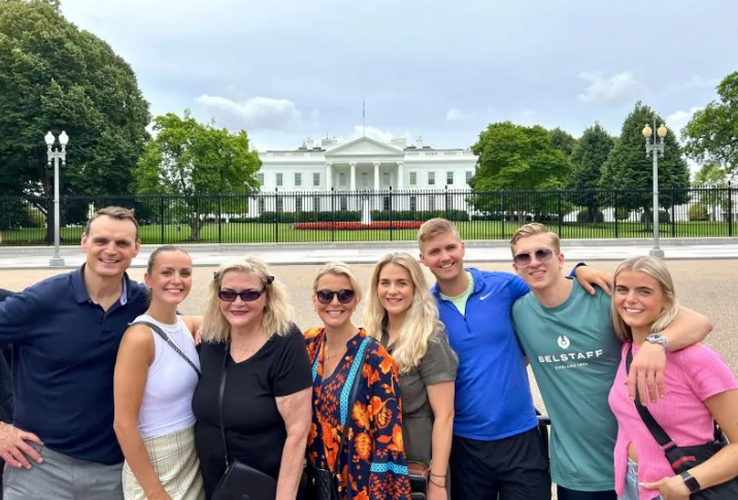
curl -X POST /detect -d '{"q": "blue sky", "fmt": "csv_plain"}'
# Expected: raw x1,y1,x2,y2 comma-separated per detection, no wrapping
61,0,737,153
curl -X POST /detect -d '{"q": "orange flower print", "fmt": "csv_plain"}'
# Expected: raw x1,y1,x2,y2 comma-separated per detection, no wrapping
355,491,369,500
352,402,370,430
370,396,392,429
379,355,395,375
354,431,373,462
389,424,404,452
307,423,318,445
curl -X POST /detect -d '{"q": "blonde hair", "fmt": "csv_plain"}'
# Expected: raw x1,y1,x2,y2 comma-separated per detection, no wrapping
312,262,363,304
417,218,459,246
611,256,681,342
364,252,446,373
510,222,561,255
201,256,292,342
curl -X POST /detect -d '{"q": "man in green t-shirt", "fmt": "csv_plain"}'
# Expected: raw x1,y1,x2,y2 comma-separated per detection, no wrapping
509,223,713,500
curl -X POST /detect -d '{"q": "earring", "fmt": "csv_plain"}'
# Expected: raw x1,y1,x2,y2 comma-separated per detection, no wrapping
313,307,317,312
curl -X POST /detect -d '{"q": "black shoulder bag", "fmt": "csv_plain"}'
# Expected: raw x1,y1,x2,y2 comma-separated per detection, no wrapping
133,320,200,377
212,340,278,500
301,336,374,500
626,345,738,498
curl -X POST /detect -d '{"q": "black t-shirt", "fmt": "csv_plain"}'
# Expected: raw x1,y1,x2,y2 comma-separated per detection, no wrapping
193,324,312,496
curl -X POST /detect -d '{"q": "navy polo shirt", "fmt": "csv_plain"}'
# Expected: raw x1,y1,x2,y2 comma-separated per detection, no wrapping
0,267,148,465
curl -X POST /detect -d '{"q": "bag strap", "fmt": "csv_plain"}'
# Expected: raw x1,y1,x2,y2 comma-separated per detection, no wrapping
219,340,231,467
133,320,200,377
626,345,678,452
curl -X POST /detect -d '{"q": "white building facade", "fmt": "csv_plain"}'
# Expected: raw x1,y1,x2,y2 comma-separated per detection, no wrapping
251,135,478,214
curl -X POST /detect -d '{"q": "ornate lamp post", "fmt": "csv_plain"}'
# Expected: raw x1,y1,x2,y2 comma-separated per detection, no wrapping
45,130,68,268
642,122,668,259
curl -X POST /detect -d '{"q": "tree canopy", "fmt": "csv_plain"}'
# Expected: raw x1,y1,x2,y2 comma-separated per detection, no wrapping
549,127,578,158
566,123,614,221
682,71,738,177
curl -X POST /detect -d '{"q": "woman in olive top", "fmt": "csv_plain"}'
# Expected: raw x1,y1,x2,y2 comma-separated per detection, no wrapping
364,252,458,500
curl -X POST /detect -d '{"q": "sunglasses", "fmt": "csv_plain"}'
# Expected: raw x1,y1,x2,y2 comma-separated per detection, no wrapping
218,289,265,302
316,289,356,305
513,248,555,268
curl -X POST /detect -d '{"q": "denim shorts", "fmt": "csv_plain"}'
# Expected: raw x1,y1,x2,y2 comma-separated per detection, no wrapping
621,458,662,500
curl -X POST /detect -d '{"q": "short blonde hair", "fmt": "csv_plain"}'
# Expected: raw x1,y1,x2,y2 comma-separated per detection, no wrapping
312,262,363,304
611,256,681,342
510,223,561,254
417,218,459,246
201,256,293,343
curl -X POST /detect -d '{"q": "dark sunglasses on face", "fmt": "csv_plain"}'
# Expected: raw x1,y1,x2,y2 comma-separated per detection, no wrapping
513,248,555,268
218,289,265,302
316,289,355,305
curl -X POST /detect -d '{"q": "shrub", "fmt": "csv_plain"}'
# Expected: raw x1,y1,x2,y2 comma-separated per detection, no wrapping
688,203,709,221
576,208,604,223
640,209,671,224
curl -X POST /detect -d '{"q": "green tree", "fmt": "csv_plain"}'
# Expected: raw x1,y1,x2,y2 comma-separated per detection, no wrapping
682,72,738,177
566,123,614,222
549,127,578,158
692,163,730,187
0,0,150,241
599,102,691,229
469,121,571,223
132,110,261,240
691,163,731,220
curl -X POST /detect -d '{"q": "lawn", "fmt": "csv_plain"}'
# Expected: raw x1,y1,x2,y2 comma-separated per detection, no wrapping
0,220,734,246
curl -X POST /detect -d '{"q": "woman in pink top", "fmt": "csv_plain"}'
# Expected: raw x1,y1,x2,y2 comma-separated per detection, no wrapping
608,256,738,500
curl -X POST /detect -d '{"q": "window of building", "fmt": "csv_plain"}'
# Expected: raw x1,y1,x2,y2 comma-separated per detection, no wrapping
295,197,303,212
276,197,283,212
257,173,264,186
428,172,435,186
313,172,320,187
446,171,454,185
295,173,302,187
429,196,436,211
313,196,321,211
339,173,347,187
276,173,283,187
383,196,391,211
361,172,369,188
410,196,417,212
340,196,348,211
382,172,390,187
409,171,417,186
466,171,472,185
258,197,265,214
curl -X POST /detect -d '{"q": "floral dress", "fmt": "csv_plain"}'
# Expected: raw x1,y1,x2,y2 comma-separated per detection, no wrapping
304,327,412,500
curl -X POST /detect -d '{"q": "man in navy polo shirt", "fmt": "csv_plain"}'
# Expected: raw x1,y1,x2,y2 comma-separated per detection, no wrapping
0,288,13,499
416,218,610,500
0,207,147,499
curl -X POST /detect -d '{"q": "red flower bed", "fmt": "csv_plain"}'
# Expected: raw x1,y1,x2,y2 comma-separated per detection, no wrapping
293,221,423,230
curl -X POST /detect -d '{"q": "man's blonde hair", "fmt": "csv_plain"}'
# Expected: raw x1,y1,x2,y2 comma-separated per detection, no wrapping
417,218,459,246
510,223,561,254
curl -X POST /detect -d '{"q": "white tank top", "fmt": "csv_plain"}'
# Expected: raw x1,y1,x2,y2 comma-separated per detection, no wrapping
132,314,200,439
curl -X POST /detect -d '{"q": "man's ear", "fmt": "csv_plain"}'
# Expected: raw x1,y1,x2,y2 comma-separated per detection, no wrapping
512,262,521,275
419,252,427,267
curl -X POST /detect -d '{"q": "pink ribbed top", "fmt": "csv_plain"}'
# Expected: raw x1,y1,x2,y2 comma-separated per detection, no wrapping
608,342,737,499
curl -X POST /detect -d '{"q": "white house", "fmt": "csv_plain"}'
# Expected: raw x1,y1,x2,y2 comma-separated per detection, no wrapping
251,135,478,214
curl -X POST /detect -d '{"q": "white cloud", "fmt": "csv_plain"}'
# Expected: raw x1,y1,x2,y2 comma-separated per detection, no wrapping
446,107,475,122
195,95,316,131
351,125,406,143
666,106,702,140
668,75,719,93
577,71,640,105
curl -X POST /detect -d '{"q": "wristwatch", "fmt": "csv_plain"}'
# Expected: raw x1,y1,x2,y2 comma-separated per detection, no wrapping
680,470,701,493
646,333,669,350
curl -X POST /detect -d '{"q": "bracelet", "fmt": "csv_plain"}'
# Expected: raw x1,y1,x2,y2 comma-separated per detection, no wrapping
429,471,446,478
429,477,446,488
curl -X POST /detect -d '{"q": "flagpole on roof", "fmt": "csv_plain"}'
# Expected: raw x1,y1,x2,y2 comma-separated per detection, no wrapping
362,99,366,137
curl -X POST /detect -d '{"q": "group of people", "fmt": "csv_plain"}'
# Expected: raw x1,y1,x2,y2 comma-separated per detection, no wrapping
0,206,737,500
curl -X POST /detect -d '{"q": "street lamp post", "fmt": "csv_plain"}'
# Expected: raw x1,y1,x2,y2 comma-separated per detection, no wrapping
45,130,69,268
642,121,668,259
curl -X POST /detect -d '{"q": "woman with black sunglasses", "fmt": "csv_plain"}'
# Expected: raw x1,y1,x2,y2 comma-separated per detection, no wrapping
303,262,412,500
192,256,313,500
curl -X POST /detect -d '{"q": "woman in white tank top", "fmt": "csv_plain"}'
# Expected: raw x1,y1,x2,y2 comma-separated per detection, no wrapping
114,246,205,500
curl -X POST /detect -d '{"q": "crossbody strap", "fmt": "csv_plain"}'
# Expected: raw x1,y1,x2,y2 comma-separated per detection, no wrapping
626,345,678,451
133,320,201,377
219,340,231,467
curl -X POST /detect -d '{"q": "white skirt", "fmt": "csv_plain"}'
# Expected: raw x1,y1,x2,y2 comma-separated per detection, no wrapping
122,425,205,500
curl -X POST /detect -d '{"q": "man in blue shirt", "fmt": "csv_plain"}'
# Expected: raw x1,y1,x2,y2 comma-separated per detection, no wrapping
0,288,12,499
0,207,148,499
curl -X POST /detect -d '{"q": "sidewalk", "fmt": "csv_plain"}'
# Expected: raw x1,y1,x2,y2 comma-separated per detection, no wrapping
1,239,737,269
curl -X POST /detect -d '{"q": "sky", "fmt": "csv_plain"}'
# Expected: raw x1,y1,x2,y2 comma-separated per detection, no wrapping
60,0,737,154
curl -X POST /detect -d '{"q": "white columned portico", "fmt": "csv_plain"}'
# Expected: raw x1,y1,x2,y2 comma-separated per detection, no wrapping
396,161,404,190
349,162,356,191
373,162,380,190
325,162,332,190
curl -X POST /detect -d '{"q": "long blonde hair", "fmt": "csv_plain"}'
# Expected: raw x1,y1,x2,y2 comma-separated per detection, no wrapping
364,252,445,373
611,256,681,342
201,256,293,342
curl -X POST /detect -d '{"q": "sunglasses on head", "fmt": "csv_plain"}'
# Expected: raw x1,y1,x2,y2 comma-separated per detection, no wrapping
315,289,355,305
218,289,265,302
513,248,555,268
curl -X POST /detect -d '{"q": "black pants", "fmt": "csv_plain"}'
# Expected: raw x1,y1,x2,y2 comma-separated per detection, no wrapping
557,486,617,500
450,427,550,500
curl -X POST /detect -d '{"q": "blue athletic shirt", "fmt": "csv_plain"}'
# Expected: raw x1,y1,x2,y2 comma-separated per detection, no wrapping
431,267,538,441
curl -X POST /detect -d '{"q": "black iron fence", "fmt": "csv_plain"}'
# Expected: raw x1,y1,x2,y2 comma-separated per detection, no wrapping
0,186,735,246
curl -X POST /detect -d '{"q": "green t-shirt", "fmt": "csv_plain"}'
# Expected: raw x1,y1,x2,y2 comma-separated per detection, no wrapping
439,272,473,316
511,278,621,492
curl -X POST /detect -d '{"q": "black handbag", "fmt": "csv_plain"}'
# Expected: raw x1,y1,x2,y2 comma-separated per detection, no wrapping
212,339,277,500
300,336,374,500
627,346,738,499
132,320,201,377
